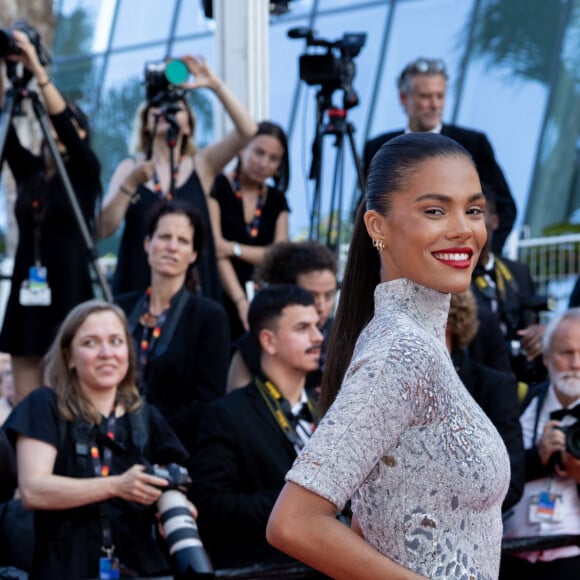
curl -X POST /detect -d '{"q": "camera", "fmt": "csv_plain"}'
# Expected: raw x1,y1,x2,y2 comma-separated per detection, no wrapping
145,59,189,105
288,27,366,109
0,20,50,86
151,463,215,578
559,421,580,459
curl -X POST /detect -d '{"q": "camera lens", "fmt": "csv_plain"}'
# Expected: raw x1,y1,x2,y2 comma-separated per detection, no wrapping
565,422,580,459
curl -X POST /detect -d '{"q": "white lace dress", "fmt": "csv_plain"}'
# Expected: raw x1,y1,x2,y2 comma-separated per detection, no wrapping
286,278,510,580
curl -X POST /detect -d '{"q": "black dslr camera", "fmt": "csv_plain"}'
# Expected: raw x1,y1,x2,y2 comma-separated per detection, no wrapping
151,462,192,490
0,20,50,86
144,59,189,105
288,27,366,110
559,421,580,459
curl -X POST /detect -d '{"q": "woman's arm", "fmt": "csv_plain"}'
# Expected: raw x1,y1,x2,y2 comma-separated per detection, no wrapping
267,482,428,580
98,157,155,238
9,30,65,116
179,55,257,193
17,436,169,511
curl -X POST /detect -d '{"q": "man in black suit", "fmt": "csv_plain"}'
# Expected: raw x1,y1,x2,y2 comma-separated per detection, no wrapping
363,57,516,253
188,284,324,573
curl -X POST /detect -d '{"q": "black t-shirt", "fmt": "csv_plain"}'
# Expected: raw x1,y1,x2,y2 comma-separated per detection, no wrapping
4,387,190,579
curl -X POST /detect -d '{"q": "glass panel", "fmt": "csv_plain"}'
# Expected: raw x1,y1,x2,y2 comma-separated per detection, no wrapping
111,0,177,48
524,0,580,237
54,0,107,56
176,0,215,36
466,0,567,240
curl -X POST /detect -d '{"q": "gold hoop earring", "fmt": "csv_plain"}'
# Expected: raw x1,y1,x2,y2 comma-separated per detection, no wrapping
372,239,385,251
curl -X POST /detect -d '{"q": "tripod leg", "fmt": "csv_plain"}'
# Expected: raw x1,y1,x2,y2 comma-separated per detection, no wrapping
326,134,345,252
29,92,113,302
346,121,366,220
0,90,17,169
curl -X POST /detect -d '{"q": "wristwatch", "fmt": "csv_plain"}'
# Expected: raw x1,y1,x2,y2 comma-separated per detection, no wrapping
232,242,242,257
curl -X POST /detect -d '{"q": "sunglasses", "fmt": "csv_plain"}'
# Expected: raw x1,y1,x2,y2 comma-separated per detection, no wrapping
398,58,447,87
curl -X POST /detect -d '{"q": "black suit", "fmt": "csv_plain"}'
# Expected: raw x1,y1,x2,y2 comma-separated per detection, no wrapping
452,348,524,511
471,256,546,384
188,381,315,571
364,124,516,253
115,287,230,447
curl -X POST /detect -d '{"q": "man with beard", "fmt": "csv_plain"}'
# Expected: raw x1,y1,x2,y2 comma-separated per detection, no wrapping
188,284,324,573
501,308,580,579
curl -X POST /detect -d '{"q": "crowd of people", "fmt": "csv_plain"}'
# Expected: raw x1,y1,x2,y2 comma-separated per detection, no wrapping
0,42,579,580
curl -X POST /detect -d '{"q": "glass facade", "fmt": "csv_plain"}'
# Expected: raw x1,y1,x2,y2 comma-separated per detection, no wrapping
43,0,580,249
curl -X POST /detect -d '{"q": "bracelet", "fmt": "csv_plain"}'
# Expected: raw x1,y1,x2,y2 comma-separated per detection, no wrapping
120,184,140,204
37,77,51,88
234,295,246,305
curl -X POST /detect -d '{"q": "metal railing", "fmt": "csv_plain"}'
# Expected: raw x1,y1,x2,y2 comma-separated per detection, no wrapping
510,232,580,313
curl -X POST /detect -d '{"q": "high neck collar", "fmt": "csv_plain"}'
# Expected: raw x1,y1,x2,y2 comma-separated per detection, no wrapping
374,278,450,342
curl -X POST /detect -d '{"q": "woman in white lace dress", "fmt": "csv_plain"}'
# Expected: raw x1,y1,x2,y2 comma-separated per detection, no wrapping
267,132,511,580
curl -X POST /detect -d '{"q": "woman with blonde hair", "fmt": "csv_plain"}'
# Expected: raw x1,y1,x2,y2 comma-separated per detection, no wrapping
100,55,257,299
4,300,194,579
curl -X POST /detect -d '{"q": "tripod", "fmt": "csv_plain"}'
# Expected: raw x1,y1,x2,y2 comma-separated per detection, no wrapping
0,82,112,302
308,87,365,252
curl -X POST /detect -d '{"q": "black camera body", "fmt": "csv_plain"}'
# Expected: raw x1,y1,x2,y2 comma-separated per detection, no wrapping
144,59,189,105
559,421,580,459
151,462,192,491
288,27,366,109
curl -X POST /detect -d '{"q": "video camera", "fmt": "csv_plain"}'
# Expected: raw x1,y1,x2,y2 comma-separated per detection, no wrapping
144,58,189,106
0,20,50,86
288,27,366,110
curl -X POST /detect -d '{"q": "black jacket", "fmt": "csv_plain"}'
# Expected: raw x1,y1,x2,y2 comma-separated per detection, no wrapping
116,287,230,448
188,381,314,570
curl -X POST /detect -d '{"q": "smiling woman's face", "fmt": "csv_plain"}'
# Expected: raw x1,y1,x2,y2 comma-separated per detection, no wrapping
68,311,129,397
366,154,486,294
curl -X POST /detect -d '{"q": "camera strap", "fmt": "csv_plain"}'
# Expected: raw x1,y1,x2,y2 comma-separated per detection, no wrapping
254,372,318,451
90,408,117,556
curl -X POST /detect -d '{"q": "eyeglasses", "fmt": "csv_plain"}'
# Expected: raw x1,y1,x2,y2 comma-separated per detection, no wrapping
398,58,447,89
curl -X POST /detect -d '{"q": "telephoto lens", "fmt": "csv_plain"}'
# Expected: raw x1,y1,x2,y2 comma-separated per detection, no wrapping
157,490,215,579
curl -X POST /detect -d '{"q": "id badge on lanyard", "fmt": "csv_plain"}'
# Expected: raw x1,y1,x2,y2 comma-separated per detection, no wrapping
19,265,51,306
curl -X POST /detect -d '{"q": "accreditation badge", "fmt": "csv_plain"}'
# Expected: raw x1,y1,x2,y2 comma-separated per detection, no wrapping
528,490,564,523
19,265,51,306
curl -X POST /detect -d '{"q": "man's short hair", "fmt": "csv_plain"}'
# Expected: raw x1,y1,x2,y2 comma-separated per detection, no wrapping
397,57,448,93
248,284,315,343
542,307,580,355
255,240,338,285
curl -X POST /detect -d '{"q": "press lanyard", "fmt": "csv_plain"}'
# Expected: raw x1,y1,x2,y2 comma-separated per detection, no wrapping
90,409,117,556
138,288,170,386
254,373,318,450
233,171,265,239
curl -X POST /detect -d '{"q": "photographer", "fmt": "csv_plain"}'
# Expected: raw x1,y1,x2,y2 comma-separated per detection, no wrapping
0,27,101,403
470,184,547,385
100,55,257,300
3,300,197,579
501,308,580,579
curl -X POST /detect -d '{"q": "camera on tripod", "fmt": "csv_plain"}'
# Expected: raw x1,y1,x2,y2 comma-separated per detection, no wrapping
0,20,50,86
288,27,366,110
144,58,189,105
